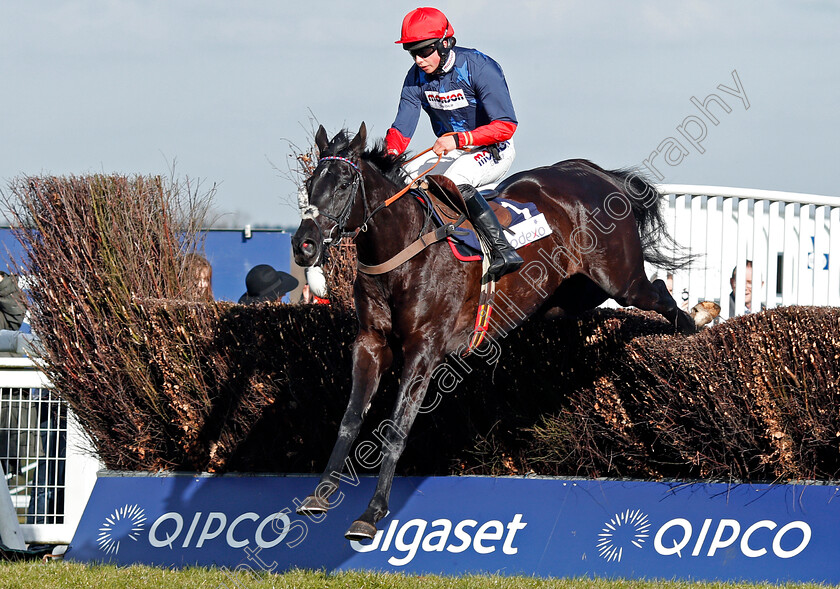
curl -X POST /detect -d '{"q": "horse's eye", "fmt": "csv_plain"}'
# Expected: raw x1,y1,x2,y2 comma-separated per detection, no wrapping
338,182,350,190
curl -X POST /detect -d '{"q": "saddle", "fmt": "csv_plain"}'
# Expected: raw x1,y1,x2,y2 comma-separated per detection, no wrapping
356,175,548,275
418,175,551,261
420,176,513,234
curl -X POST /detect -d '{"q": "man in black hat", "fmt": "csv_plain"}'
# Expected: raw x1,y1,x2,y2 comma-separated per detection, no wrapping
238,264,299,305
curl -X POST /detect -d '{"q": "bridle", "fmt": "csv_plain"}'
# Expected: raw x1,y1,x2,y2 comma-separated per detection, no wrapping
302,155,369,252
300,143,449,258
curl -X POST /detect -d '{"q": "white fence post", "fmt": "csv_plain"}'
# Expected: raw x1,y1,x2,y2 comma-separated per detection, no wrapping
652,185,839,317
830,207,840,306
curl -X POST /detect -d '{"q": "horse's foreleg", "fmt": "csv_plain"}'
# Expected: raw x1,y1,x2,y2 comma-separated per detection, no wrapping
344,341,439,541
296,329,391,516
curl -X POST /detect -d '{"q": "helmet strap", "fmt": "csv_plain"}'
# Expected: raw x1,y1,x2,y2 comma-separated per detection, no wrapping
432,37,456,75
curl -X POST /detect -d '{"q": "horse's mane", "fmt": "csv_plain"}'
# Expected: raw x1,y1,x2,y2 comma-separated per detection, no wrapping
321,129,410,187
362,141,410,187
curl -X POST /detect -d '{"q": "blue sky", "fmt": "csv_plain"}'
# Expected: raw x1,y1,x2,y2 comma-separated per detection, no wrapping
1,1,837,228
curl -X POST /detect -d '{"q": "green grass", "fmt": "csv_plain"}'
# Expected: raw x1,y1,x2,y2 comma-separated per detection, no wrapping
0,562,833,589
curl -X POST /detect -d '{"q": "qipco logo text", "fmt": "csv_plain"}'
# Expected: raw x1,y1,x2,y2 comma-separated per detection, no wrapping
654,518,811,559
148,510,307,550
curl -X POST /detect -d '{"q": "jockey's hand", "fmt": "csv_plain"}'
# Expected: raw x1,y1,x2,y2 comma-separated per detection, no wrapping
432,134,458,156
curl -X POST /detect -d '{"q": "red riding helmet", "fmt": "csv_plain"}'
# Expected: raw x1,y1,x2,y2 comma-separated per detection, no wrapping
395,7,454,49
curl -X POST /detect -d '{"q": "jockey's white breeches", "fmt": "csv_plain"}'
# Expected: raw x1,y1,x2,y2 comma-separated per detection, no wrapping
403,139,515,190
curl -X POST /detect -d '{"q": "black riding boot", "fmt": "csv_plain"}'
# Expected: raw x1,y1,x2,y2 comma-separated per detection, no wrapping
459,184,524,279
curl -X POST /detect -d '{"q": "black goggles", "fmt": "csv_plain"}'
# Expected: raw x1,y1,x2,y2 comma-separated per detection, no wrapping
409,44,437,59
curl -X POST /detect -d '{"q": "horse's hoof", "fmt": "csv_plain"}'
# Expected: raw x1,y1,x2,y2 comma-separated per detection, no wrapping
345,520,377,541
542,306,566,321
691,301,721,327
296,495,329,516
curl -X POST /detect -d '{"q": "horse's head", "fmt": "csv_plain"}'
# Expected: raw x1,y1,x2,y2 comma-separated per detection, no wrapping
292,122,367,267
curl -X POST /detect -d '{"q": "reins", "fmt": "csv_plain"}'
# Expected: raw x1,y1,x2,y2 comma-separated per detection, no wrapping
351,151,443,236
353,131,456,231
313,134,457,247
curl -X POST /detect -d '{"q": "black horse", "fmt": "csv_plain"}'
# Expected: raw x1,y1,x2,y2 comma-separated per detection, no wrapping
292,123,704,540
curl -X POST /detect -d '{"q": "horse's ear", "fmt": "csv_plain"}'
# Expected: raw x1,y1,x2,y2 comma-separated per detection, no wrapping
315,125,329,155
349,122,367,155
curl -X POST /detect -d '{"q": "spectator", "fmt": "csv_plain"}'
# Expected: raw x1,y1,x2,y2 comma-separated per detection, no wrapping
183,253,213,302
0,272,26,334
238,264,299,305
0,271,32,477
668,273,691,313
0,273,59,530
728,260,763,318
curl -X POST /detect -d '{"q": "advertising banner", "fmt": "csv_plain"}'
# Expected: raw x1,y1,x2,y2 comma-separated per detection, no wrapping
69,473,840,583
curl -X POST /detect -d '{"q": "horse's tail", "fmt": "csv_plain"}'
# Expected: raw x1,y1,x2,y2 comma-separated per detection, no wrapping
606,167,695,273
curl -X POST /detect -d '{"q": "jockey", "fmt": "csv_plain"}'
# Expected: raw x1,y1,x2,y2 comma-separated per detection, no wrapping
386,7,524,279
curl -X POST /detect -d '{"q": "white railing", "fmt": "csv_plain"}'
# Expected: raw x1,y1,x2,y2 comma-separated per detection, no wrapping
653,185,840,318
0,357,101,546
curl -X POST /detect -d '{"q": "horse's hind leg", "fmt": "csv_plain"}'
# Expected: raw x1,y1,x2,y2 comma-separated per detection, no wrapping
615,277,696,334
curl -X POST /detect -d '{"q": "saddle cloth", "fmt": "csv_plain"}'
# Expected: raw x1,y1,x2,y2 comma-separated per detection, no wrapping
413,190,553,261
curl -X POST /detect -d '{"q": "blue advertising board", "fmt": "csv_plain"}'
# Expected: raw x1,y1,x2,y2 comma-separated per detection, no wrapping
202,230,293,302
0,227,294,303
69,474,840,583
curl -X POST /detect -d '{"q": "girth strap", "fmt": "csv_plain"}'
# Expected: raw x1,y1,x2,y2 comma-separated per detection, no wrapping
356,219,465,275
